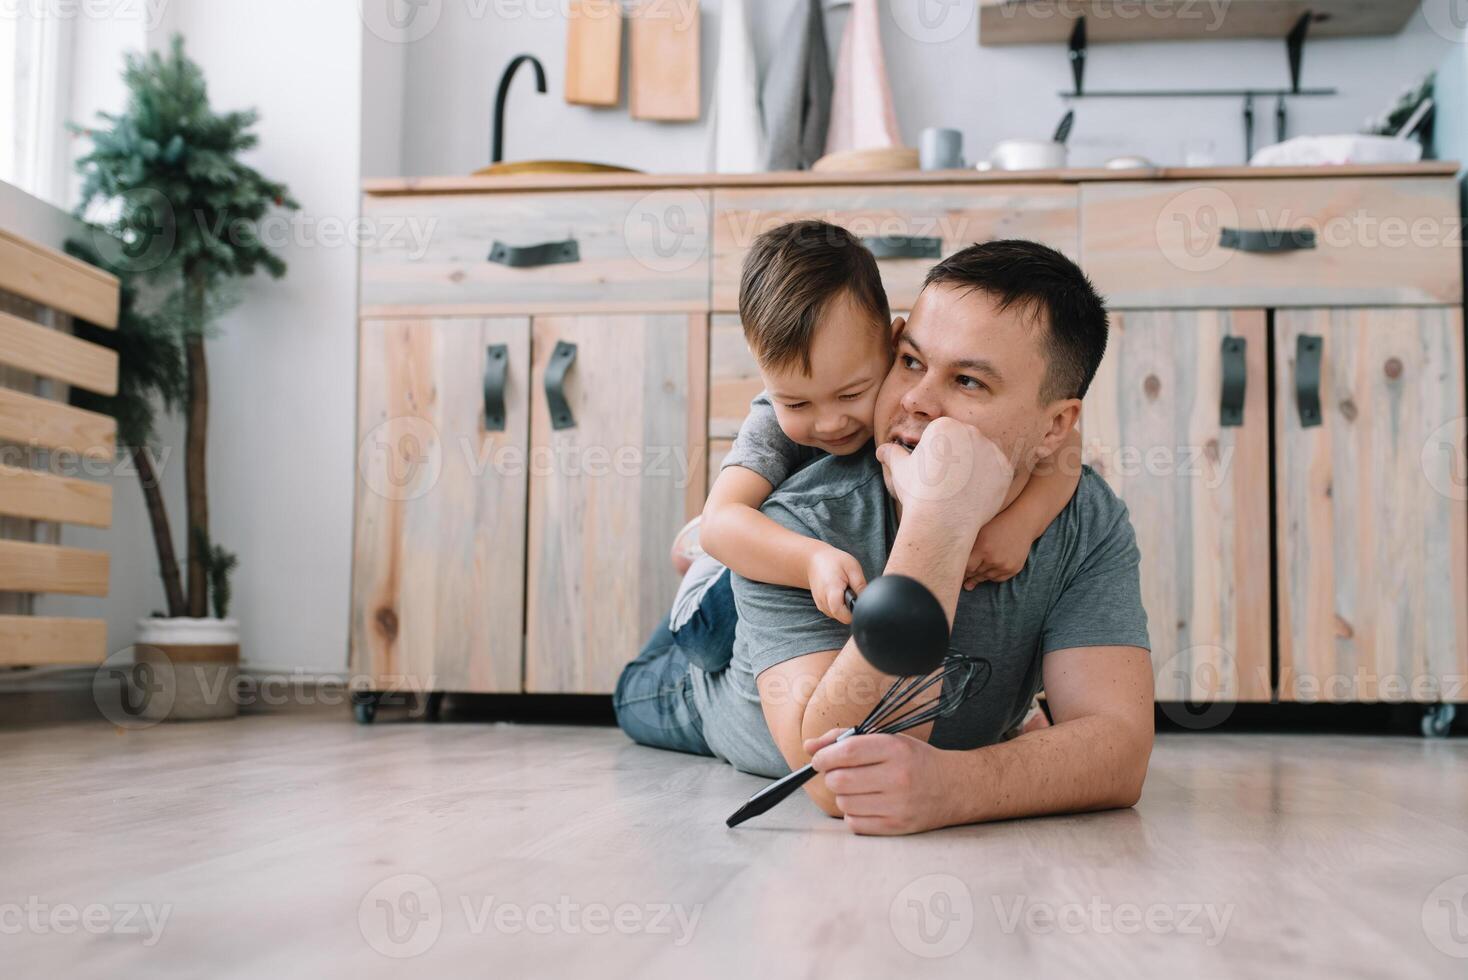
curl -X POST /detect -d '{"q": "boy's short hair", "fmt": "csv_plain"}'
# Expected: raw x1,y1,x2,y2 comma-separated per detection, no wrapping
738,220,891,374
922,240,1109,402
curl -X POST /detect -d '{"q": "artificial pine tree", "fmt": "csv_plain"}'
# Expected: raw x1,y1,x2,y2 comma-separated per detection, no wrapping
72,34,298,619
66,238,189,616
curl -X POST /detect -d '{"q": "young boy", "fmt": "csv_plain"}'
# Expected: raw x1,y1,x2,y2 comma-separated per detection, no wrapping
666,220,1080,676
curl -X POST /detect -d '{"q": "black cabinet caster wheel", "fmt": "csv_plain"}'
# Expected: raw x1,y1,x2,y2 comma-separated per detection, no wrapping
423,692,445,722
353,691,379,725
1421,704,1456,739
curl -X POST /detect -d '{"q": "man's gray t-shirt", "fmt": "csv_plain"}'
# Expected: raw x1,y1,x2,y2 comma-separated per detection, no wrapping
687,450,1150,778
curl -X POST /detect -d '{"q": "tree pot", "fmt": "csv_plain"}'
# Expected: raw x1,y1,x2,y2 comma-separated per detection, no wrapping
133,618,241,721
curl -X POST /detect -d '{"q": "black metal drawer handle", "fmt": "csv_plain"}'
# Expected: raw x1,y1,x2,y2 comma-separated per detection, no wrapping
861,235,942,260
1220,335,1246,428
1295,333,1323,429
1219,227,1316,253
544,340,577,431
487,238,580,268
483,344,508,432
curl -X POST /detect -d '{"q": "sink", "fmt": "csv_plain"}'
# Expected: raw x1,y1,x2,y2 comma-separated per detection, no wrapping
473,160,641,177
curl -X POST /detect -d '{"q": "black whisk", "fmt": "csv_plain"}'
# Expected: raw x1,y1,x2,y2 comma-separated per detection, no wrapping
725,654,993,828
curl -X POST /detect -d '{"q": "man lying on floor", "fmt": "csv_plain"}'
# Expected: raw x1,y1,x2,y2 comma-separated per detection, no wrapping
614,238,1155,836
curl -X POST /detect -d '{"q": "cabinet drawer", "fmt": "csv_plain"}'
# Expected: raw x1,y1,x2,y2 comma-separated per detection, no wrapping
360,190,710,316
1081,178,1461,309
711,185,1079,311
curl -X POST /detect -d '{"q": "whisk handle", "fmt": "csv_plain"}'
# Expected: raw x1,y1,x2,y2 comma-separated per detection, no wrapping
725,728,856,828
725,764,818,828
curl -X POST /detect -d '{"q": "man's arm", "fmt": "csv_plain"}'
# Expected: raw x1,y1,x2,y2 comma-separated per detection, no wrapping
757,418,1016,816
805,644,1154,834
754,501,975,817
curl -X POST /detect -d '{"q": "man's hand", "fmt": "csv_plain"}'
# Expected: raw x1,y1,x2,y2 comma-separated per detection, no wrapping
876,417,1013,533
807,545,867,624
803,729,954,835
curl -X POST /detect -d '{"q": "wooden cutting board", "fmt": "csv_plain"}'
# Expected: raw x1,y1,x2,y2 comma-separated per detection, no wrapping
564,0,622,107
629,0,700,122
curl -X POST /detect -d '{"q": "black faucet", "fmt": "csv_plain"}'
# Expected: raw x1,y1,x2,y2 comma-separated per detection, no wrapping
492,54,547,165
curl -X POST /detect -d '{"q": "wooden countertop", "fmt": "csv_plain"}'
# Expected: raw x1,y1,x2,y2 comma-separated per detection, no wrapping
363,161,1460,196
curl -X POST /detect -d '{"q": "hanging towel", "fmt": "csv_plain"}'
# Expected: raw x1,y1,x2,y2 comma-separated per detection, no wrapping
760,0,832,171
709,0,766,173
824,0,902,155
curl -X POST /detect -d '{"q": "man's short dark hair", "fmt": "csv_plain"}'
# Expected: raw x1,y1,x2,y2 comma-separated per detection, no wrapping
922,240,1108,402
739,220,891,374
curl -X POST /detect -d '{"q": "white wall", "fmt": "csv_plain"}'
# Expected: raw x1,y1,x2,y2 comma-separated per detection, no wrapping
49,3,363,675
394,0,1459,177
146,3,362,673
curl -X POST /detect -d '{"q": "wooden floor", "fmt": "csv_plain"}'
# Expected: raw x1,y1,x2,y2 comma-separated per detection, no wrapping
4,711,1466,978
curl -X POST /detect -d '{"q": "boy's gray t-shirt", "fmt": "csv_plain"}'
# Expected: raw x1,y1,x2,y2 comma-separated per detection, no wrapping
720,392,823,488
687,451,1150,779
670,393,821,629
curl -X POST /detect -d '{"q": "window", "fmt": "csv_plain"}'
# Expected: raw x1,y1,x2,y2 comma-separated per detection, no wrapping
1,10,74,207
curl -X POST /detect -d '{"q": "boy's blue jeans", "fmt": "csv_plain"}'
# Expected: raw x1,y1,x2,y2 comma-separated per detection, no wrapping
613,569,736,756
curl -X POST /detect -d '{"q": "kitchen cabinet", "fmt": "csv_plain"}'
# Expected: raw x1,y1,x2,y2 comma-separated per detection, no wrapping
351,317,531,694
352,163,1467,722
351,313,708,698
1083,309,1272,702
1274,308,1468,703
525,314,707,693
712,184,1078,311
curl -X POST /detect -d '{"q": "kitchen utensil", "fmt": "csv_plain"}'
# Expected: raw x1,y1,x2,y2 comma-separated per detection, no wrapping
976,139,1068,172
1052,109,1075,145
919,128,965,170
844,575,950,677
725,574,984,828
565,0,622,107
726,657,993,828
812,146,920,173
629,0,701,121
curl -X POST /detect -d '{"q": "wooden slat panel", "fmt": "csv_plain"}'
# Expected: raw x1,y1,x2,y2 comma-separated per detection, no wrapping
1081,177,1461,309
0,464,112,527
1275,307,1468,703
0,386,116,455
0,229,119,328
0,615,106,665
712,185,1078,311
0,539,109,595
350,317,531,695
1083,309,1272,702
0,310,118,395
525,313,700,694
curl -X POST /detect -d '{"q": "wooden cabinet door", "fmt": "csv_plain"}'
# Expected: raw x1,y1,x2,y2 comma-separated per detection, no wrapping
1083,309,1272,702
1275,308,1468,703
525,314,708,693
351,317,530,694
